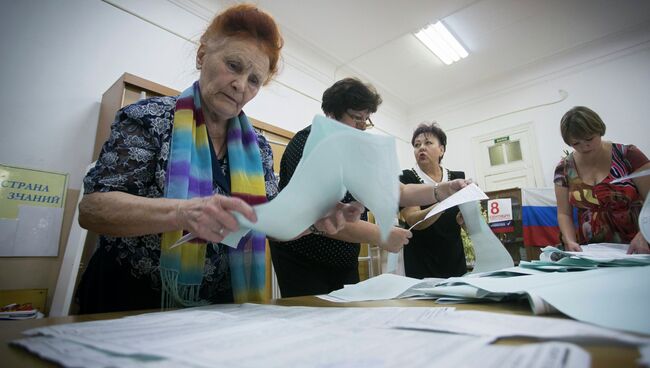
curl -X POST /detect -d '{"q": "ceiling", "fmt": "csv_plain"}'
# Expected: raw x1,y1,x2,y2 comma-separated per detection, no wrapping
203,0,650,110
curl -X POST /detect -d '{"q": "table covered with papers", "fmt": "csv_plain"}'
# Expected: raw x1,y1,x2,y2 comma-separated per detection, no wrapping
1,297,646,368
3,243,648,367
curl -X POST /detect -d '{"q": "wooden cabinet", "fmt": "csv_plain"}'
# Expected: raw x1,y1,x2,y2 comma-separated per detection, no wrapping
93,73,180,160
249,118,292,176
0,289,47,313
481,187,525,264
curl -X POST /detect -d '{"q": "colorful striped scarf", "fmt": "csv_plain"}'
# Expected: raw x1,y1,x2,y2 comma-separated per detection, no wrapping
160,81,267,307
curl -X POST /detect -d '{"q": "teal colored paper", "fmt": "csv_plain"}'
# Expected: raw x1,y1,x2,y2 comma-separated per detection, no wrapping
459,201,514,273
223,115,400,246
438,266,650,335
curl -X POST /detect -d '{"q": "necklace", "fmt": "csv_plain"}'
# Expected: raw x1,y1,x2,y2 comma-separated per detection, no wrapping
217,142,227,159
206,119,228,160
424,166,443,183
212,139,227,159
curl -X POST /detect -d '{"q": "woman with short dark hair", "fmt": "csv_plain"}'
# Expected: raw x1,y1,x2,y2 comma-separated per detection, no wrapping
320,77,382,130
399,122,468,278
269,77,412,297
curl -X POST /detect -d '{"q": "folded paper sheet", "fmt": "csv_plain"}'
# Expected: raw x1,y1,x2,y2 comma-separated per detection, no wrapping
406,183,513,273
459,201,514,273
328,273,428,302
222,115,400,247
409,183,487,229
610,167,650,183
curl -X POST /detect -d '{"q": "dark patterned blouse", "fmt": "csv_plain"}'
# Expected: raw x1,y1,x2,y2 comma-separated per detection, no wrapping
78,96,278,312
553,143,648,244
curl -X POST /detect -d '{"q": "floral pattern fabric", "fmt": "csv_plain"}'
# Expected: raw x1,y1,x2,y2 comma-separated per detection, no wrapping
82,96,278,303
553,143,648,244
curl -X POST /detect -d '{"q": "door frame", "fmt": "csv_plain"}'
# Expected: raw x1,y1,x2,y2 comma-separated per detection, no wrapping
471,122,544,190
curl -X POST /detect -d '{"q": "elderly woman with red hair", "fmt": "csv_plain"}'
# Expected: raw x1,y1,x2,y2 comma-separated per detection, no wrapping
76,4,361,313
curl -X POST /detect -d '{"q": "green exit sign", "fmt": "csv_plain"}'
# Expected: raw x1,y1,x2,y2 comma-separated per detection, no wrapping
494,136,510,144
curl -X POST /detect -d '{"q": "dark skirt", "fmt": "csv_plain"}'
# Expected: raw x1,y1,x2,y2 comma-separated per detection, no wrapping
76,247,161,314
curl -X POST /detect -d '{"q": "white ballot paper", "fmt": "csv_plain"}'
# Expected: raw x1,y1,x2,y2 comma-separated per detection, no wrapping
577,243,629,257
396,309,650,347
640,344,650,367
409,183,488,229
532,244,650,268
430,265,650,335
13,304,591,368
610,167,650,183
558,243,650,262
404,182,513,275
327,273,431,302
460,201,515,273
218,115,400,247
640,194,650,243
385,252,399,273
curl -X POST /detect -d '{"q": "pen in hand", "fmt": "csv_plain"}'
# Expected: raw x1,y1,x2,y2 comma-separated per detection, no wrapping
169,232,198,249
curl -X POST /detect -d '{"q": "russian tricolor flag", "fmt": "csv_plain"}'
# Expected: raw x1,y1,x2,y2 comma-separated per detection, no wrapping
522,188,561,247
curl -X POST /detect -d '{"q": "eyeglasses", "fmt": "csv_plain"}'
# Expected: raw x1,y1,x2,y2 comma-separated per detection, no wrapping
345,111,374,130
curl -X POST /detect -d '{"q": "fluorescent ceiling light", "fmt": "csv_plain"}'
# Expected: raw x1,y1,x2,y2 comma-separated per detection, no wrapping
415,21,468,65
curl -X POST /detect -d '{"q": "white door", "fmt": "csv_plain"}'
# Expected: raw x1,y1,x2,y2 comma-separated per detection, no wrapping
472,123,543,192
484,170,533,192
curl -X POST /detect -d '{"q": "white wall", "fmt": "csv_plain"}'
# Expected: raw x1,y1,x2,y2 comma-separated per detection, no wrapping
0,0,410,187
407,43,650,186
4,1,646,190
0,0,197,187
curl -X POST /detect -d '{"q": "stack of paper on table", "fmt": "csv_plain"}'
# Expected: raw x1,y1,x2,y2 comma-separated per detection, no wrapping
0,309,42,320
420,265,650,335
326,265,650,335
0,303,43,320
18,303,650,368
323,271,551,309
323,267,543,303
322,273,441,302
519,243,650,272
